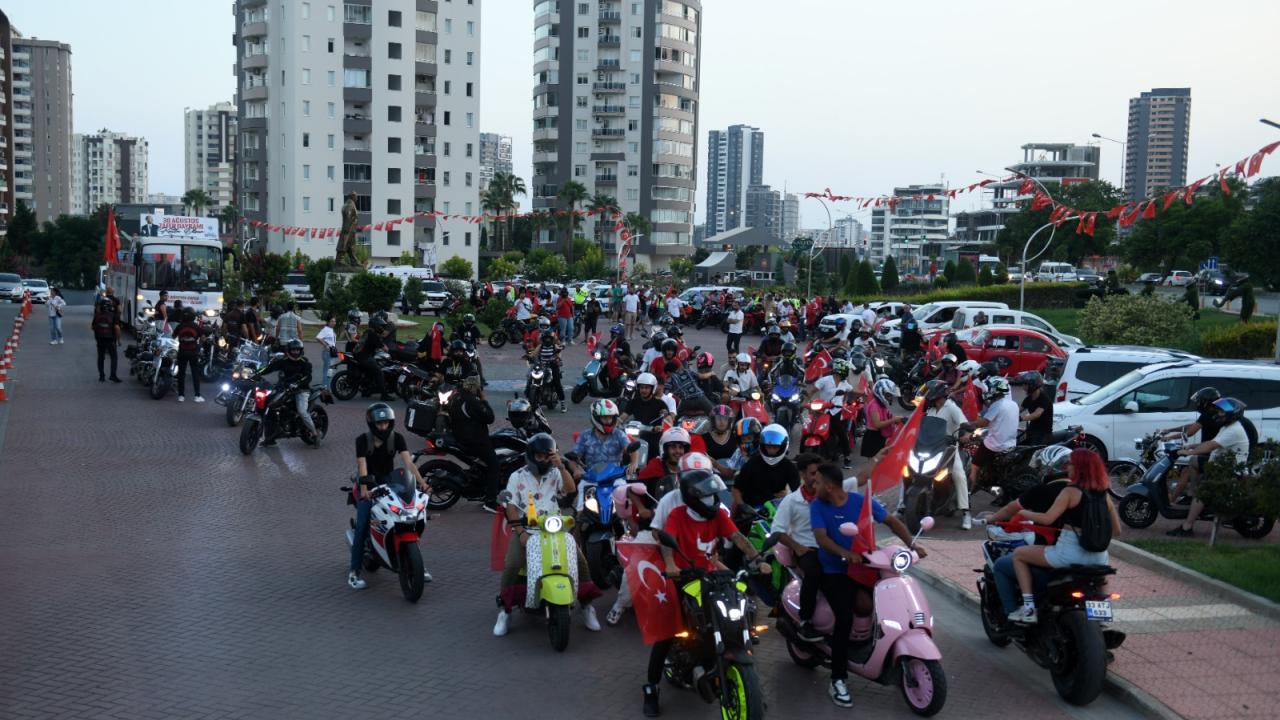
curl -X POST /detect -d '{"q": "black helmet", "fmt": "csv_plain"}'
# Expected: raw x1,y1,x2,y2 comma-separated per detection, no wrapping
849,352,867,374
781,341,797,359
525,432,557,475
366,402,395,441
508,398,533,429
923,379,949,403
1191,387,1221,413
1014,371,1044,389
978,361,999,379
943,332,957,345
464,313,476,324
369,316,389,332
819,325,837,340
650,331,668,347
541,329,556,345
679,469,727,520
667,325,683,339
285,338,305,358
181,306,197,323
449,339,467,353
831,347,850,361
661,338,678,354
1211,397,1246,425
766,324,781,338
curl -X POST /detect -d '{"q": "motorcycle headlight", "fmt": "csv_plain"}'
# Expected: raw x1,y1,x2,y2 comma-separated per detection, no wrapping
809,401,824,411
221,383,231,392
543,515,563,533
532,370,545,379
204,308,219,317
874,358,886,368
892,550,913,572
585,497,599,514
594,352,603,361
217,338,227,348
771,393,781,402
439,390,453,403
1134,437,1144,450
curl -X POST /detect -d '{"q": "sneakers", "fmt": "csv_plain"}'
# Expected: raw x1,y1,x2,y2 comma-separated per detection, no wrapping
50,340,57,345
642,684,661,717
110,376,122,383
607,603,626,626
842,456,853,469
423,570,433,583
1007,605,1038,624
493,609,510,637
829,679,853,708
347,572,367,590
177,395,185,403
797,621,824,643
1166,526,1194,538
961,512,973,531
194,396,205,403
58,339,64,345
583,605,602,631
560,400,567,413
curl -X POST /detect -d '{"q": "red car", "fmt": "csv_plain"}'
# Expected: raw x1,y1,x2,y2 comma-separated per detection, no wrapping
957,326,1067,376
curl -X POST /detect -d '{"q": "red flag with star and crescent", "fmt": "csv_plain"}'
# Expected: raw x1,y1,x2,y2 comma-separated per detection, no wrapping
617,538,682,644
862,402,925,551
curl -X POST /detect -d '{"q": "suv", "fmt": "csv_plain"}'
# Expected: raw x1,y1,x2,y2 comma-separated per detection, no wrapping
0,273,23,302
420,280,452,312
1053,359,1280,460
1163,270,1194,287
1198,268,1249,296
283,272,314,306
1054,346,1199,402
877,301,1008,347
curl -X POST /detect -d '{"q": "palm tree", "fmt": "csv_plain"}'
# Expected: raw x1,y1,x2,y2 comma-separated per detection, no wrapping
480,187,503,250
587,192,619,246
219,203,240,237
504,174,527,251
557,180,589,265
182,188,214,217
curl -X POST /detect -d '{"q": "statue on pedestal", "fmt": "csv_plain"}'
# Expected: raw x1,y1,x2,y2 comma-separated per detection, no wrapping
334,191,362,269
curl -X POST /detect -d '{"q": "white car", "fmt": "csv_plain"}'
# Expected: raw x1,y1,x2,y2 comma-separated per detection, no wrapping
419,280,453,312
21,278,51,303
877,301,1009,347
1052,359,1280,460
949,308,1082,348
1163,271,1195,287
1052,346,1200,402
282,272,314,307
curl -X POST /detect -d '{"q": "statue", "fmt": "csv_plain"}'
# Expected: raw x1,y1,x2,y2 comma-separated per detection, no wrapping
335,191,362,268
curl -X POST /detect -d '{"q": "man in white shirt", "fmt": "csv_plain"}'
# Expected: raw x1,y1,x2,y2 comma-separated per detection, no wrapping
725,302,745,354
841,300,856,314
966,376,1018,496
666,294,684,323
1169,398,1251,538
860,302,877,333
920,380,974,528
623,290,640,338
515,294,534,322
723,353,760,395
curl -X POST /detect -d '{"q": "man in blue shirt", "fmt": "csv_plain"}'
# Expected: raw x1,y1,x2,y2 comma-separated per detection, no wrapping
571,399,642,475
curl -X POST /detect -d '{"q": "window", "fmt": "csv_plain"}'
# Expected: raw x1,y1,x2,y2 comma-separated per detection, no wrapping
302,164,311,179
466,202,473,215
388,9,402,26
344,163,372,181
388,168,402,184
627,188,639,200
344,68,370,88
465,232,472,247
327,70,336,86
387,105,402,122
302,132,311,148
387,136,402,153
444,49,451,64
302,196,312,211
329,197,336,211
628,119,639,131
986,334,1018,350
578,27,590,38
633,27,642,38
1076,361,1144,388
388,230,401,246
388,74,402,90
327,101,336,118
577,73,589,84
466,51,473,65
442,231,450,246
627,164,638,176
465,172,472,187
1021,336,1051,354
327,38,335,53
444,80,451,94
388,42,402,59
465,81,473,97
327,165,335,180
327,5,335,21
628,95,639,107
576,96,587,108
443,202,450,213
302,2,311,19
575,118,588,130
444,18,452,33
302,35,311,52
1108,377,1194,414
577,49,589,61
574,164,586,177
343,4,371,23
578,3,589,13
629,50,641,62
466,20,474,36
327,134,335,149
465,112,473,127
443,111,451,125
443,171,451,186
575,142,588,154
301,68,311,84
388,199,401,214
302,100,311,115
443,141,451,156
465,143,473,157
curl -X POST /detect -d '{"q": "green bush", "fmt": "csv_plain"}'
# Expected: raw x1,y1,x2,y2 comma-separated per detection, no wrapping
841,281,1083,309
478,294,511,330
439,256,475,280
305,258,336,299
347,272,403,312
953,258,977,285
1199,445,1280,520
316,274,355,322
1077,294,1194,347
881,256,899,291
933,276,950,289
403,277,425,314
1199,320,1277,359
978,266,994,287
1240,283,1256,323
994,263,1009,285
943,260,957,283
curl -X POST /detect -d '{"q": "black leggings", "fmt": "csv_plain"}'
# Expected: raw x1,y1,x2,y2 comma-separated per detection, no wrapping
357,357,387,395
96,338,118,379
821,573,857,680
176,353,201,397
648,638,674,684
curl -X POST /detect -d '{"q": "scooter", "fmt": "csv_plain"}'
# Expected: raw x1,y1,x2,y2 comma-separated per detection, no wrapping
341,470,429,602
902,417,966,534
570,341,621,404
800,394,861,462
724,382,770,424
773,519,947,717
503,491,585,652
575,442,644,590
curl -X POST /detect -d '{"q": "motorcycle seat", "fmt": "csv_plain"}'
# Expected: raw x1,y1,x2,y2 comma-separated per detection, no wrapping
1046,564,1115,586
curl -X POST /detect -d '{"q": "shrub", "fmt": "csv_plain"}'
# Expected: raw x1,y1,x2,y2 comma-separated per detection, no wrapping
994,263,1009,285
241,251,292,295
943,260,957,283
1240,283,1256,323
1183,283,1200,320
1199,320,1277,359
840,281,1084,309
305,257,336,299
978,266,994,287
347,272,402,312
403,277,425,314
1198,445,1280,522
953,258,977,285
933,276,950,289
1077,294,1194,347
439,256,474,280
478,294,511,330
881,256,899,291
855,260,878,296
316,274,355,322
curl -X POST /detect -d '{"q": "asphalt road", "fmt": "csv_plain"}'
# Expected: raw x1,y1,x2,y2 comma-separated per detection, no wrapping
0,303,1143,719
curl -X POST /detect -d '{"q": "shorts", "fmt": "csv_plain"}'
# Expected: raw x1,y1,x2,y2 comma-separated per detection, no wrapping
1043,528,1109,568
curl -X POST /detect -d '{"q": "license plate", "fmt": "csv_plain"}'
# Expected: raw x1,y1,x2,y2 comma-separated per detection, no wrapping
1085,600,1112,621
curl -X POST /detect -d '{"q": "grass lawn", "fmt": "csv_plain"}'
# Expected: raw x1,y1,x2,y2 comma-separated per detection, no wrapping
1127,538,1280,603
1031,307,1240,353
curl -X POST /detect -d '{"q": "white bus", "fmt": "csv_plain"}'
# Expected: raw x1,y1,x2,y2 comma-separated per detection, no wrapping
106,228,225,331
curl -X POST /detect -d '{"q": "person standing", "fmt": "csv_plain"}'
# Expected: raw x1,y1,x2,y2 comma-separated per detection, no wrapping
725,301,744,355
92,298,122,383
173,307,205,403
47,288,66,344
275,302,302,344
556,292,575,345
153,290,170,333
623,287,640,339
583,294,601,338
316,315,338,382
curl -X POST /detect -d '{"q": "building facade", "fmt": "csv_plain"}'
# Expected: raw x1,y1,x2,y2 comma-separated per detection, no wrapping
10,34,73,222
832,215,862,249
868,184,949,270
1125,87,1191,201
531,0,702,270
778,191,800,242
478,131,511,193
0,12,15,232
705,123,762,238
185,101,238,213
743,183,779,240
233,0,482,274
71,130,149,214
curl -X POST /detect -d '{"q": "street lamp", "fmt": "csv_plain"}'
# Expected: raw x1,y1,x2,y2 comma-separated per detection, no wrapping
1019,215,1081,311
807,197,834,299
1091,132,1126,193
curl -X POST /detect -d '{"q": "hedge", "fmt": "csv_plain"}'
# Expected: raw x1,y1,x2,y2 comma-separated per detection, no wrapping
1199,320,1277,359
843,282,1085,309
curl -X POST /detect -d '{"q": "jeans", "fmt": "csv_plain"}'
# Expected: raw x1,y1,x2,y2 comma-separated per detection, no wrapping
176,354,201,397
294,390,318,436
96,338,118,379
350,498,374,572
994,553,1051,613
558,316,573,343
820,573,857,680
49,314,63,342
320,350,332,383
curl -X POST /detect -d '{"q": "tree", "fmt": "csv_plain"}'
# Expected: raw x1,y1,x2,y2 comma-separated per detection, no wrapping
486,257,521,280
735,245,759,271
487,171,527,251
978,265,995,286
881,256,900,292
305,258,336,299
588,192,619,245
347,272,402,312
533,254,568,281
838,254,854,291
692,247,710,264
1223,178,1280,289
573,244,606,280
668,256,695,283
220,203,240,237
3,201,38,261
394,251,416,266
953,258,977,285
439,255,475,279
943,260,958,282
558,180,589,264
856,260,879,296
41,215,103,288
240,252,292,295
480,187,504,250
1124,179,1245,274
182,188,215,217
403,277,425,314
996,180,1124,265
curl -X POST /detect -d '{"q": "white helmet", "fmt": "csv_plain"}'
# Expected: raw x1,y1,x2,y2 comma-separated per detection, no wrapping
957,359,981,376
660,427,692,456
678,452,715,472
985,376,1010,400
872,378,900,407
735,352,752,366
636,372,658,388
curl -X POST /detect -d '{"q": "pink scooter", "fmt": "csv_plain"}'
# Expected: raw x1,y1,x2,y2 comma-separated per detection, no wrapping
772,517,947,716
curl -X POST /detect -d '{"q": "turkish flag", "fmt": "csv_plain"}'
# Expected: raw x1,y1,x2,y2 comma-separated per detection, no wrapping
617,538,682,645
489,509,512,571
103,206,120,263
864,403,924,549
961,378,980,420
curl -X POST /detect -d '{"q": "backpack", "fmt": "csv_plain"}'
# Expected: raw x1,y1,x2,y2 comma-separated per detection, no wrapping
92,309,115,339
1076,489,1113,552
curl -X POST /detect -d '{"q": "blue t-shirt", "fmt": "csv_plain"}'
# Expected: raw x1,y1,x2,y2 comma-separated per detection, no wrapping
572,428,631,469
810,493,888,574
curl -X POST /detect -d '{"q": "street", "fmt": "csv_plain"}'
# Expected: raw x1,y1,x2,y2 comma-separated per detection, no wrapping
0,303,1145,719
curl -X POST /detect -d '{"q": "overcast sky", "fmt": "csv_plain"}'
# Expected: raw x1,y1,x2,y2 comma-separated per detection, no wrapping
9,0,1279,227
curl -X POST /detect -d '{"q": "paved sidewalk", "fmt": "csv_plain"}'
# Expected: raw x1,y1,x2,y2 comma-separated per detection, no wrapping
912,536,1280,719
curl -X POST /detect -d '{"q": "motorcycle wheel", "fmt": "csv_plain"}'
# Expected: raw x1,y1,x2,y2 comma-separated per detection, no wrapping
418,459,464,510
785,638,823,668
720,662,765,720
1005,470,1041,499
904,492,929,535
898,392,917,412
488,331,508,349
239,417,261,455
899,657,947,717
398,543,425,603
308,407,329,444
1050,610,1107,706
584,539,612,590
1231,515,1276,539
570,383,590,405
330,370,358,401
1118,494,1158,529
548,604,571,652
199,356,218,383
225,394,248,427
1106,461,1142,501
150,373,171,400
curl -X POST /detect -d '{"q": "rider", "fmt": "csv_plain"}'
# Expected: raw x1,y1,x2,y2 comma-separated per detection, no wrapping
1167,397,1254,538
530,329,567,413
637,427,691,497
756,324,785,374
621,372,674,458
809,358,856,467
648,338,681,384
921,379,974,529
641,330,666,371
703,404,739,477
448,376,500,512
450,315,485,384
605,323,635,383
897,306,922,360
506,397,543,438
256,338,320,447
966,376,1019,490
342,309,361,353
356,315,394,401
349,402,431,589
934,353,962,397
942,332,968,364
222,299,248,344
693,351,723,399
1161,387,1258,506
572,399,642,476
1014,371,1054,446
493,432,601,636
440,339,479,386
722,352,760,399
769,341,805,387
974,361,1000,398
731,423,797,512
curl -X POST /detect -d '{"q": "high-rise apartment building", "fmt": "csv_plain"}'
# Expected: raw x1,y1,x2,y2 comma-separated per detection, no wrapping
868,184,948,269
10,33,73,221
478,131,511,193
71,130,149,214
833,215,862,249
1125,87,1190,201
233,1,482,273
705,124,763,238
185,101,238,213
531,0,701,270
779,192,800,242
0,11,16,232
743,183,780,240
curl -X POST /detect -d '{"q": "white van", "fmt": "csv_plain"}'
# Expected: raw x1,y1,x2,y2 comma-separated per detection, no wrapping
877,301,1009,347
1053,346,1200,402
1052,359,1280,460
1036,262,1077,282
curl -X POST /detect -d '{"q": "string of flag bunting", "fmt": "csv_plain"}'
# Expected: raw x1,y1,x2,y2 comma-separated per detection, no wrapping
804,141,1280,237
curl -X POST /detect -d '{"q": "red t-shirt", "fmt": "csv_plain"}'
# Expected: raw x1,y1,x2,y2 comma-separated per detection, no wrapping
650,355,679,382
664,505,738,571
556,297,573,319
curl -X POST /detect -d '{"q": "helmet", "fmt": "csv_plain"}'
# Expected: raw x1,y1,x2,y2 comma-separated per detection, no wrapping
1036,445,1073,477
462,376,482,395
922,379,949,403
538,316,552,329
760,423,790,466
369,315,389,333
941,353,957,365
541,330,556,345
696,351,715,370
97,298,114,313
590,398,621,432
660,427,692,459
1191,387,1221,412
735,352,752,366
285,338,305,358
832,359,852,377
610,323,625,338
711,404,734,432
660,338,678,355
978,361,999,378
365,402,396,442
636,372,658,392
1014,371,1044,389
667,325,683,339
508,398,533,429
464,313,476,324
526,432,557,475
1212,397,1246,425
957,359,980,376
658,315,675,328
347,309,362,322
985,377,1010,400
679,469,727,520
781,341,797,359
872,378,901,407
779,318,793,330
819,325,837,340
734,417,763,455
650,331,668,348
181,306,197,323
449,339,467,353
766,324,781,338
849,353,867,374
679,452,715,473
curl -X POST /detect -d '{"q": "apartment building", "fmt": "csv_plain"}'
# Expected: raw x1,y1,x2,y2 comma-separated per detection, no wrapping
10,32,73,221
70,130,149,214
705,124,763,238
185,101,239,213
868,184,949,269
1125,87,1191,201
478,131,511,193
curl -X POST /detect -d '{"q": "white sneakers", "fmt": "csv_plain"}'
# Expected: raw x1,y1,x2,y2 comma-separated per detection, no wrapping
423,570,433,583
347,572,367,590
583,605,601,631
194,396,205,403
830,679,852,708
1008,605,1037,624
177,395,185,403
493,609,510,636
607,603,627,626
961,512,973,531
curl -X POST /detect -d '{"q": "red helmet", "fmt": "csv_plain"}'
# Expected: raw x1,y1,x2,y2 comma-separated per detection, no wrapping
695,351,715,370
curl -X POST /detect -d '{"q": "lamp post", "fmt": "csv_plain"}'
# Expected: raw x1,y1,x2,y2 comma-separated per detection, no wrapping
1019,216,1081,311
1263,119,1280,362
1091,132,1126,193
807,197,834,299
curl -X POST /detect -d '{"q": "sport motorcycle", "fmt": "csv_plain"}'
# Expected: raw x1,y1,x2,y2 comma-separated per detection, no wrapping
342,470,429,602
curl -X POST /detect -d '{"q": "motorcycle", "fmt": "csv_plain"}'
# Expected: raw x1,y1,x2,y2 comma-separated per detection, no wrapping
489,317,531,349
214,340,272,426
125,321,179,400
576,447,644,590
974,426,1086,505
696,304,727,331
1106,432,1176,500
1117,438,1276,538
773,518,947,716
769,374,804,429
395,362,437,402
653,531,768,720
238,378,332,455
503,491,583,652
902,417,970,534
570,343,622,405
413,432,526,510
525,359,560,412
976,520,1125,706
328,351,400,401
724,382,770,425
342,470,428,602
197,309,230,382
800,394,861,463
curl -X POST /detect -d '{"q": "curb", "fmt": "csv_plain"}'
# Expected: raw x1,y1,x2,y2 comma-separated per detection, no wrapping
1108,539,1280,623
908,559,1182,720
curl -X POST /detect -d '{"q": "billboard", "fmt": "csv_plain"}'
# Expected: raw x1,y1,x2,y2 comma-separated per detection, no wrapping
136,214,219,240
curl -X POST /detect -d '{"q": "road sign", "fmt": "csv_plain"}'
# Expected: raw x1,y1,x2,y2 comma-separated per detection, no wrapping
791,238,813,252
1205,256,1219,271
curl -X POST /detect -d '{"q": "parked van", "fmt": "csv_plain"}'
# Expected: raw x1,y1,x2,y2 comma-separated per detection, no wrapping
1036,262,1077,282
1053,346,1200,402
877,301,1008,347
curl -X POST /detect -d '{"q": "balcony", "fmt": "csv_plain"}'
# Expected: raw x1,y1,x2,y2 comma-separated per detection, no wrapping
532,127,558,142
533,150,558,164
242,52,268,69
595,175,618,186
596,59,620,70
592,81,625,94
590,152,625,162
241,21,267,38
241,85,268,101
598,10,621,23
598,35,621,47
592,127,624,139
592,105,625,116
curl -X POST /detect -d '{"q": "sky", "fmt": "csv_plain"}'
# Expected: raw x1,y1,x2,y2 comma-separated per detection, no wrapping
8,0,1280,228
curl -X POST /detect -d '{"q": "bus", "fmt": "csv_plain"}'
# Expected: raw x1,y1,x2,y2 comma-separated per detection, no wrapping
104,215,225,331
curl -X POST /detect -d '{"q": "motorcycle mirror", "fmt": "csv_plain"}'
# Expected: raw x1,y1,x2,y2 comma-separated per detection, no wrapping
920,516,936,532
496,490,513,505
838,521,859,538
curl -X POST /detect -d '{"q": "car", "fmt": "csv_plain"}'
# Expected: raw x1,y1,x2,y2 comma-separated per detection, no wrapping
1052,345,1200,402
953,323,1082,355
0,273,23,302
589,286,612,313
1163,270,1194,287
1052,359,1280,461
1136,272,1164,284
1198,268,1249,296
20,278,50,303
1035,262,1077,282
957,326,1068,377
877,300,1009,347
282,272,314,307
420,280,453,311
949,308,1082,347
1074,270,1103,287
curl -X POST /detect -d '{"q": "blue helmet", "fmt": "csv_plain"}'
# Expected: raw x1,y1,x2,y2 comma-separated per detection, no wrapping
1211,397,1246,425
760,423,790,466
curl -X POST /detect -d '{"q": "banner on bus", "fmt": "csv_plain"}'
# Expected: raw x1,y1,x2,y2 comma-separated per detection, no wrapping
137,214,219,241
